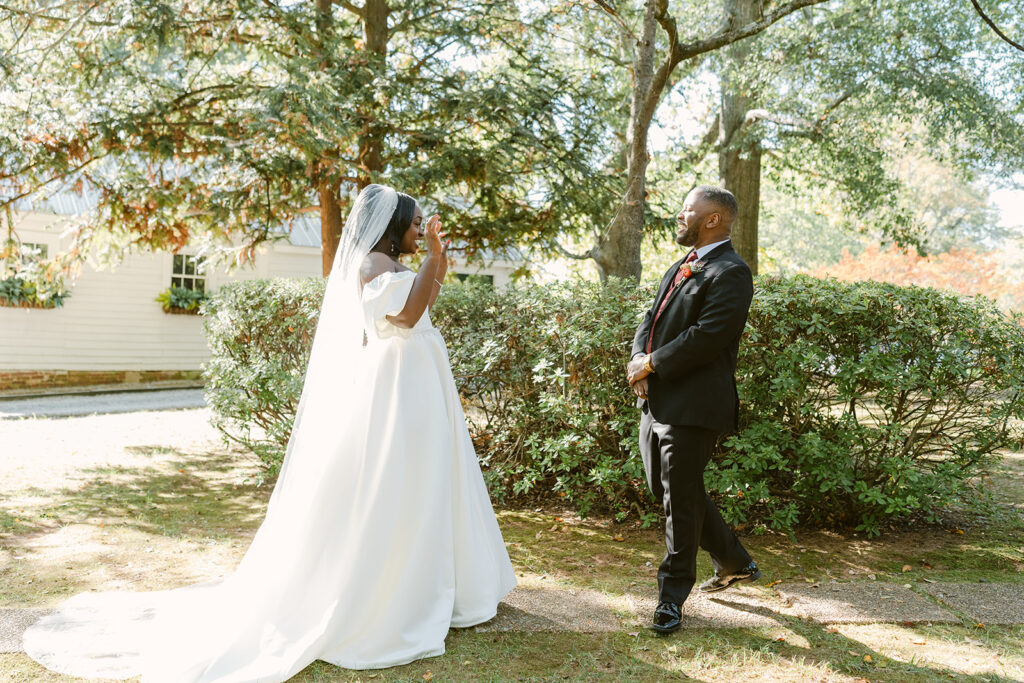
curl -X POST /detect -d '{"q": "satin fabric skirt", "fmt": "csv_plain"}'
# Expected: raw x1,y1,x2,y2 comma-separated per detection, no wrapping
24,326,516,682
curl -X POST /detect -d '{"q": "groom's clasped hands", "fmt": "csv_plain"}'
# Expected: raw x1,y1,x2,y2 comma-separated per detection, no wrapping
626,355,650,400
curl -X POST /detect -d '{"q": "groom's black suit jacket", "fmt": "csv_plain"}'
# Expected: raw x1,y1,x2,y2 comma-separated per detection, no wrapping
631,241,753,433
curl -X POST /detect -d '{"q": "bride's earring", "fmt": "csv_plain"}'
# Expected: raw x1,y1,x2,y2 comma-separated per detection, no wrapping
390,239,400,258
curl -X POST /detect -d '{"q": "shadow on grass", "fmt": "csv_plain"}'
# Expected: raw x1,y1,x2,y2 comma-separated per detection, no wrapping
2,446,268,542
711,596,1021,682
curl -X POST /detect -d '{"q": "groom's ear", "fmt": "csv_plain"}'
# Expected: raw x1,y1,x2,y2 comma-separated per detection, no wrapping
706,211,721,230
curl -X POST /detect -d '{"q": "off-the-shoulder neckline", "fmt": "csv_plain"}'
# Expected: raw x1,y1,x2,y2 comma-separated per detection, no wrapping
363,269,415,290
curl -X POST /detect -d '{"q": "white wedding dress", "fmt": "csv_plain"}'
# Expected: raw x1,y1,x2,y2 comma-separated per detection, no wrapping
24,268,516,681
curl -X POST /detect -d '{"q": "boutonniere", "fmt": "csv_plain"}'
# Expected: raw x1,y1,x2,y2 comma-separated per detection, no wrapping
680,260,707,279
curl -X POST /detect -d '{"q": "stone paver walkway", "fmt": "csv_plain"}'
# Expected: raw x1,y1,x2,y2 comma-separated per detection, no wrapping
7,579,1022,655
924,582,1024,624
0,608,51,654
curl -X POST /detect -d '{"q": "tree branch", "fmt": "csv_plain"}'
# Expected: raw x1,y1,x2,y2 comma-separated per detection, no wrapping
682,113,720,167
335,0,365,18
643,0,832,132
551,240,595,261
969,0,1024,53
590,0,638,43
745,108,810,129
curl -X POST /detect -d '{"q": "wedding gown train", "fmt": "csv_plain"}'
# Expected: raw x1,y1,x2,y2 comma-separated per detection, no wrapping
24,269,517,681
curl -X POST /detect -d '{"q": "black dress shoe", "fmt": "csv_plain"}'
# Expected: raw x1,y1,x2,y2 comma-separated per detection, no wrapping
699,562,762,593
652,601,682,634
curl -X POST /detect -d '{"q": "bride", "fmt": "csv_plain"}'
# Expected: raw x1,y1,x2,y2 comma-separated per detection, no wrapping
24,184,517,681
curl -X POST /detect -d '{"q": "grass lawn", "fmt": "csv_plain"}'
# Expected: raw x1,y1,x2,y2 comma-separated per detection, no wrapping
1,408,1022,681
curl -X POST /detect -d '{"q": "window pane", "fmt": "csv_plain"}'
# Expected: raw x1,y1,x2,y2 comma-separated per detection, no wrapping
25,243,47,258
184,257,195,275
171,277,182,288
183,279,194,291
195,280,205,294
173,254,183,274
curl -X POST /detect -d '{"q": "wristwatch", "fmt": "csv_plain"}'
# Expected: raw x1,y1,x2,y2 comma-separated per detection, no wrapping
642,354,655,374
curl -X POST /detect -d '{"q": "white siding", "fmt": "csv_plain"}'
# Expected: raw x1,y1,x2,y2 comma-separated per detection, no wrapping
0,213,321,371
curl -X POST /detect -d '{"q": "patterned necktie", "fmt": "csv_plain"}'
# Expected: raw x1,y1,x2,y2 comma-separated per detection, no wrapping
646,250,699,354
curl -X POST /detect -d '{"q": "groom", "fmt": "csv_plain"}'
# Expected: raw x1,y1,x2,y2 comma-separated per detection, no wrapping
626,185,760,634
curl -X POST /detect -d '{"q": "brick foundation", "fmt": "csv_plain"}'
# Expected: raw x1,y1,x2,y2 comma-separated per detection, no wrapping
0,369,202,392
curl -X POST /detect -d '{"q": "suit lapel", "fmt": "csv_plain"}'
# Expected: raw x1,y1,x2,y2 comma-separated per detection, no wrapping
659,242,733,309
652,255,687,312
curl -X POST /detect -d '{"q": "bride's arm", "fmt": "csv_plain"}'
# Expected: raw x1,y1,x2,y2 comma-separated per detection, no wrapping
427,250,449,308
360,217,447,328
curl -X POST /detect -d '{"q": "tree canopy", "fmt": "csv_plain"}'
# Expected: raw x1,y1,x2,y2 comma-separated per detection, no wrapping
1,0,1021,283
0,0,616,274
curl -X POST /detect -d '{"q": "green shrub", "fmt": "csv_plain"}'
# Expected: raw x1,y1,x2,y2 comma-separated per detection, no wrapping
202,277,324,475
432,279,655,521
717,275,1024,535
156,285,209,313
203,275,1024,534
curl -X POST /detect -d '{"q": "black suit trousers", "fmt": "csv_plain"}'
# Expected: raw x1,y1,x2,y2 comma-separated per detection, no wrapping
639,411,752,605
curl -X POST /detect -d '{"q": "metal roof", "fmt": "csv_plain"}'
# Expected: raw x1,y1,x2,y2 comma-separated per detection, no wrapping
4,187,523,262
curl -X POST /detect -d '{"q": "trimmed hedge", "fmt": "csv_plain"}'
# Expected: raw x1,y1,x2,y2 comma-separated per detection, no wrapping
202,277,323,474
203,275,1024,534
718,275,1024,534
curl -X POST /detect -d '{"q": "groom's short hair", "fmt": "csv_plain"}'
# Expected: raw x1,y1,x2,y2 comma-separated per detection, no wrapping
694,185,738,221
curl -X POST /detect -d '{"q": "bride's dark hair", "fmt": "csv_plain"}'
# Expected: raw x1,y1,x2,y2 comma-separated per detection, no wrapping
379,192,417,256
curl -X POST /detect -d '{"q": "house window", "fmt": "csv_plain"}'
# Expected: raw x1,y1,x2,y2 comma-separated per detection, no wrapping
455,273,494,287
172,254,205,293
19,242,48,265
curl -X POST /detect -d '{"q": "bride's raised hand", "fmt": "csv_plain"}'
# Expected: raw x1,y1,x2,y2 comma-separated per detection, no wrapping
423,214,447,256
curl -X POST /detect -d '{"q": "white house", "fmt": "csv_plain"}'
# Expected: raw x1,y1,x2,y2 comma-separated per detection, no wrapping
0,197,520,392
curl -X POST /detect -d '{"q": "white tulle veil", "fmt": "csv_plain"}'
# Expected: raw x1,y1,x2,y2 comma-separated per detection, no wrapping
269,182,398,505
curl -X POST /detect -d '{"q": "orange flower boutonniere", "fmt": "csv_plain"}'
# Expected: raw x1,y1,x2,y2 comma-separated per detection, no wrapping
680,261,707,279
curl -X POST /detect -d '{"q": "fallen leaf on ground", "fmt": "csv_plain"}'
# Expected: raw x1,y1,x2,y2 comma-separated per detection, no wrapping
912,639,926,645
863,655,872,663
612,535,624,542
774,636,786,642
766,580,782,588
902,565,912,572
974,623,985,629
423,672,433,681
628,631,640,637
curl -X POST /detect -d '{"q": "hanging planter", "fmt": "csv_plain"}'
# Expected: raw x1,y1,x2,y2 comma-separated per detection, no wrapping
0,277,70,309
156,286,209,315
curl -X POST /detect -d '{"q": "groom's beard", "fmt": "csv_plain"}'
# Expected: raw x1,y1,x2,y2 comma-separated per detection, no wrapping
675,222,699,246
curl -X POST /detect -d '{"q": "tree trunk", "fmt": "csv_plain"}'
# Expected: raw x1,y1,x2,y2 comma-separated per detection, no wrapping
718,0,763,275
357,0,389,187
592,0,661,283
315,0,389,272
318,179,343,276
